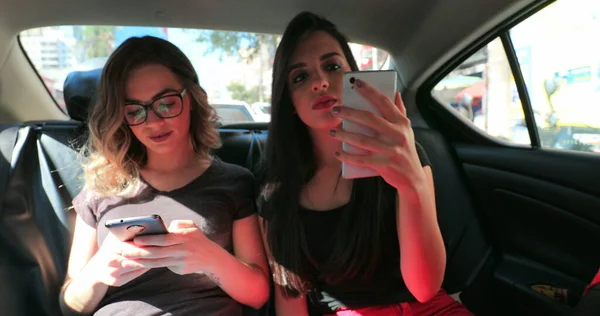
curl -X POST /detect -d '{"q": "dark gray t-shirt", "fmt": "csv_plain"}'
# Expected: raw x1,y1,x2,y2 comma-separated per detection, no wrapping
72,159,255,316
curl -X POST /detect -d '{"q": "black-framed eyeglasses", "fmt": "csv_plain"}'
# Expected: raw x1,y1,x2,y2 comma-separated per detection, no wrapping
124,88,187,126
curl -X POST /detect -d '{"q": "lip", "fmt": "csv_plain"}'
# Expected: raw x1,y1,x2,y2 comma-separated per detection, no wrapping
312,95,338,110
148,131,173,143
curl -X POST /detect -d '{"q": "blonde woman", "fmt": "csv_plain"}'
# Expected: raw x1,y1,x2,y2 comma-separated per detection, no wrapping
60,36,269,316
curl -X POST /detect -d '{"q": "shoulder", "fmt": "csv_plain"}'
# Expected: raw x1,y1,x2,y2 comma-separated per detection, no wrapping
72,185,100,210
211,159,256,196
214,158,255,182
71,186,109,228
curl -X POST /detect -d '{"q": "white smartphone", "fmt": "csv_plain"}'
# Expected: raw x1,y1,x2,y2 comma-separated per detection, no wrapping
341,70,398,179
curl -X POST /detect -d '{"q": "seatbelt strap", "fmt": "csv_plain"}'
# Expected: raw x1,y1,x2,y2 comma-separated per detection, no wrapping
246,130,264,172
0,126,20,209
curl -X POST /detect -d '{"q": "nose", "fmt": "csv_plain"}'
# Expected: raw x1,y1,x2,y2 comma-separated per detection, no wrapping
311,73,329,92
144,109,164,126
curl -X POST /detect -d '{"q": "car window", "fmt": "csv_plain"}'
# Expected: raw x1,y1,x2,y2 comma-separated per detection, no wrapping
432,0,600,153
432,37,530,145
510,0,600,153
214,105,253,125
19,26,391,125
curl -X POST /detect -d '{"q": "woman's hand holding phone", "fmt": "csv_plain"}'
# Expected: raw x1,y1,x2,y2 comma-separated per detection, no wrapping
121,220,215,275
88,233,150,287
331,78,427,193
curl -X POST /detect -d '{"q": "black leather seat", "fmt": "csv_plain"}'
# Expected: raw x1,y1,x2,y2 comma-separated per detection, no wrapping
0,68,491,316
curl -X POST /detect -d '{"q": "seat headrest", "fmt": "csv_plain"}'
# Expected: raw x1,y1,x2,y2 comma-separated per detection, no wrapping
63,68,102,122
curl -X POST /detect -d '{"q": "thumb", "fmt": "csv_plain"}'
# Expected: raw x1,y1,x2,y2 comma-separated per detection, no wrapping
168,220,197,232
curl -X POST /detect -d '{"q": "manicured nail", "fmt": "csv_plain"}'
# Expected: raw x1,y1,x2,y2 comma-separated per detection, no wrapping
329,129,336,136
355,79,364,88
332,106,341,115
334,151,340,157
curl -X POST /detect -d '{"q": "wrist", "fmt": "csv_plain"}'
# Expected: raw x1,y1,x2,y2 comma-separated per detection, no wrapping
194,238,223,273
397,173,428,198
85,256,108,286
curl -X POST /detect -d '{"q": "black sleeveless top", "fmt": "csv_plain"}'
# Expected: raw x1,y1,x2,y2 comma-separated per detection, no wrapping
259,143,432,314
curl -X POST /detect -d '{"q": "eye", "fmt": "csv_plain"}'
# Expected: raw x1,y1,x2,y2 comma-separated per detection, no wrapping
291,71,308,84
126,109,145,120
157,102,175,111
325,63,341,72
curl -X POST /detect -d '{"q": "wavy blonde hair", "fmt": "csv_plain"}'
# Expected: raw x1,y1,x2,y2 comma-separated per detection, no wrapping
82,36,221,197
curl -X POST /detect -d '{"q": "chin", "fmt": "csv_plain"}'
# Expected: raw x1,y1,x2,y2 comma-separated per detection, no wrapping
142,139,183,155
302,113,342,130
144,144,176,156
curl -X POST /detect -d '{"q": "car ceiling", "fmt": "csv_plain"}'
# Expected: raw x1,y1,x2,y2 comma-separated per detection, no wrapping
0,0,536,122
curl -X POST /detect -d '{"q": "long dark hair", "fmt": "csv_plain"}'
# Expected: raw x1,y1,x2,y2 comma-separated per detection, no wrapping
260,12,390,297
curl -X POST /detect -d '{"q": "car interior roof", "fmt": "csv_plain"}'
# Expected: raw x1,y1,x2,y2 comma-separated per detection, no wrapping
0,0,536,126
0,0,536,123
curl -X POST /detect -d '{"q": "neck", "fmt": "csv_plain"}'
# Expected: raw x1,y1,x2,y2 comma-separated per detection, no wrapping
145,138,199,172
309,125,342,170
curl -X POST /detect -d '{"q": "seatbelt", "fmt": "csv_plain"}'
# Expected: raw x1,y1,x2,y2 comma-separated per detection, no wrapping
245,130,264,172
0,126,20,209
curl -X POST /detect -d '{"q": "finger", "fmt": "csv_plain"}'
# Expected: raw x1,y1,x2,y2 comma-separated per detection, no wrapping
332,106,396,134
330,129,390,154
119,258,146,270
168,220,197,232
134,234,180,247
115,268,150,286
334,150,381,168
128,258,179,269
121,245,180,259
353,79,402,122
122,267,150,278
395,91,407,116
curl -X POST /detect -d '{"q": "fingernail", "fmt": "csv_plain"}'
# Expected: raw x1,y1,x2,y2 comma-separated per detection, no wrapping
355,79,364,88
332,107,341,115
329,129,336,136
334,151,340,157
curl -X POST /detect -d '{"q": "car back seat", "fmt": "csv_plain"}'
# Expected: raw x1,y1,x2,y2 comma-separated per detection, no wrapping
0,68,492,316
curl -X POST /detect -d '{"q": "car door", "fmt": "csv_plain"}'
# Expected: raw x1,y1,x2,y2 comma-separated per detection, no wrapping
419,1,600,315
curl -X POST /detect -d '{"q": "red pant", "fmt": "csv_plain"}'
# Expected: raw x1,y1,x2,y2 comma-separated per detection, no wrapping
327,289,473,316
583,268,600,296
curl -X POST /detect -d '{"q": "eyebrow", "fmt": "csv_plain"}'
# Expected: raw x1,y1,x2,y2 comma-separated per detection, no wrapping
125,88,180,104
288,52,342,73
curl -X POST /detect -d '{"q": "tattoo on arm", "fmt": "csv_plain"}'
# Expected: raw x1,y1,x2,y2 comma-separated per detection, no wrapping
247,263,263,273
206,272,221,286
205,262,264,287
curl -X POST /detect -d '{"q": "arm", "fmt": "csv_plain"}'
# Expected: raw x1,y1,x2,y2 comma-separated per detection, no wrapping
397,166,446,302
329,82,446,302
129,217,270,309
61,215,151,314
60,215,107,314
259,219,309,316
201,215,270,309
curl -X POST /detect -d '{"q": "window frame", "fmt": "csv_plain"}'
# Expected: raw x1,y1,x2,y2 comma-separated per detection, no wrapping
419,0,556,149
16,34,67,114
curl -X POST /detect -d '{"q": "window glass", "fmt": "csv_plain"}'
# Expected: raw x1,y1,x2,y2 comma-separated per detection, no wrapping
20,26,391,125
432,38,530,145
511,0,600,152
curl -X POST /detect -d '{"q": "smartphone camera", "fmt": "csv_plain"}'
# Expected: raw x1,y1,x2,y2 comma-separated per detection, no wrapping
349,77,356,84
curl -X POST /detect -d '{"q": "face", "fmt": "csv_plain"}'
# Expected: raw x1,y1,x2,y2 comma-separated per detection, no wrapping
287,31,352,130
125,64,192,156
